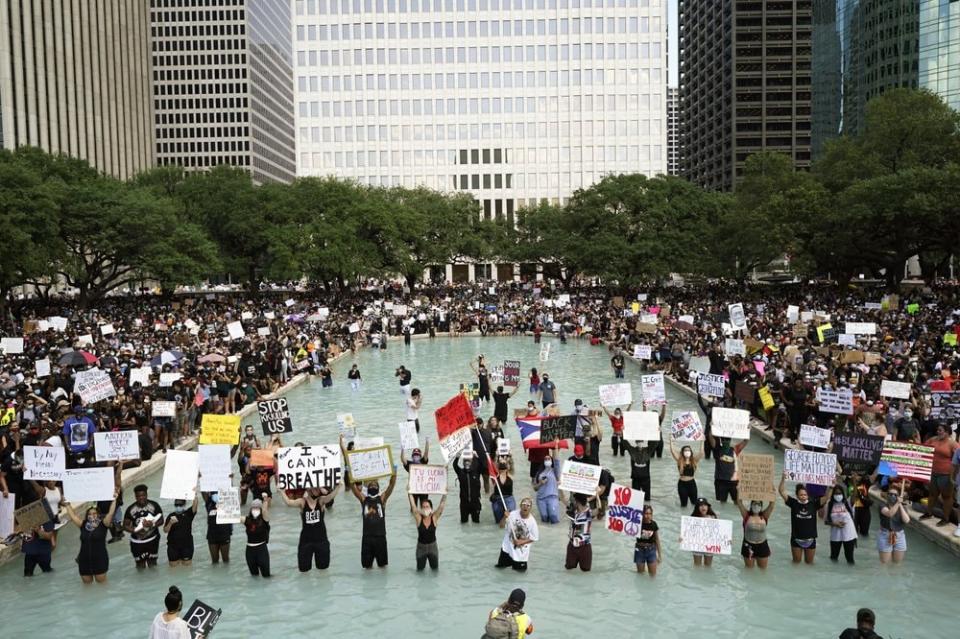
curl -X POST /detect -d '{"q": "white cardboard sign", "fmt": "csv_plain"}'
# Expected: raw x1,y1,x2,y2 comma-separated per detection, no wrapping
598,383,632,406
711,408,751,439
799,424,832,449
398,422,420,451
558,460,602,495
63,467,115,502
880,380,911,400
408,465,448,494
199,444,233,491
640,374,666,403
622,411,661,441
93,431,139,461
160,450,200,500
680,516,733,555
23,446,66,480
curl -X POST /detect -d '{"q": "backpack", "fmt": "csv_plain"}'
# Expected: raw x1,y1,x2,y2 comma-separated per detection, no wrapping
482,609,519,639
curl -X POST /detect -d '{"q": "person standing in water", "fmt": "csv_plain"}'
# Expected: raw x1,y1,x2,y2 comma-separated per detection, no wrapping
453,449,483,523
634,505,661,577
280,484,340,572
164,491,199,567
779,472,829,564
495,497,539,571
148,586,199,639
737,499,775,569
470,356,492,404
62,487,119,584
244,497,271,577
669,440,703,508
204,491,233,564
408,492,447,571
348,364,362,391
564,493,593,572
123,484,164,569
483,588,534,638
684,498,718,567
349,467,398,569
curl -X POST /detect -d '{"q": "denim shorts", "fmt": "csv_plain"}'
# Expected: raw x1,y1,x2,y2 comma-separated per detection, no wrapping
634,545,657,565
877,529,907,553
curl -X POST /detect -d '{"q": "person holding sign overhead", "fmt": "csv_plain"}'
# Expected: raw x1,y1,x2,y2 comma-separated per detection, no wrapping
669,440,703,508
401,440,431,505
279,483,340,572
602,403,632,457
684,498,718,568
348,461,398,569
708,434,748,504
62,486,120,583
164,490,199,567
244,496,271,577
407,490,447,571
779,471,830,564
736,498,775,569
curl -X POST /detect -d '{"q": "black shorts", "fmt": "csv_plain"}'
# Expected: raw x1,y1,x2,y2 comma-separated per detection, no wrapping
361,536,388,568
167,539,195,562
741,540,770,559
130,536,160,562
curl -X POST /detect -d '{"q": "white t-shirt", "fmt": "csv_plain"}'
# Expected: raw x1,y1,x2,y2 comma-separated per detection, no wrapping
827,503,858,542
501,510,540,562
148,613,192,639
405,397,419,421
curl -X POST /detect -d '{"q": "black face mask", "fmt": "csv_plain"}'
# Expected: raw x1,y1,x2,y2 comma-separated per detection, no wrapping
367,486,379,497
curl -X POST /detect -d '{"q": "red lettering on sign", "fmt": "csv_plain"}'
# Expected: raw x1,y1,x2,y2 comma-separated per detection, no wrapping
434,394,475,440
613,485,631,506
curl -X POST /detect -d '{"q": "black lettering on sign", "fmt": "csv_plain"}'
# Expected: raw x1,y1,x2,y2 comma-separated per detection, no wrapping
257,397,293,435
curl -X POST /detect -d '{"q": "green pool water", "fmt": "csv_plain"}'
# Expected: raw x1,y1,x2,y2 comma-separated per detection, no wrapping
1,337,950,638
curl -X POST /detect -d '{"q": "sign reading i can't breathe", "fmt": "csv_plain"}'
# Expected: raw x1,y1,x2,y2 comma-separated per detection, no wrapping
276,445,342,490
257,397,293,435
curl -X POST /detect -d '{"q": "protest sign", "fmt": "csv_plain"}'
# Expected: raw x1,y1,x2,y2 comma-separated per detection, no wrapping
538,415,578,444
257,327,271,337
641,374,665,403
276,445,342,490
930,391,960,419
734,381,756,404
198,444,232,491
636,322,658,335
129,366,152,388
786,305,799,323
818,388,854,415
160,450,200,500
336,413,357,439
200,414,240,445
605,483,645,537
435,394,475,440
640,313,658,325
35,358,51,378
93,431,139,461
724,338,745,356
738,454,775,501
838,334,857,347
497,437,511,455
1,337,24,354
0,494,14,539
689,356,711,373
503,360,521,387
680,516,733,555
63,467,115,502
249,449,274,468
151,401,176,418
76,334,93,346
215,487,242,524
14,499,54,533
758,386,775,410
697,373,726,398
399,422,420,451
226,321,244,340
799,424,832,449
100,323,115,336
880,380,911,400
711,408,751,439
671,411,704,441
784,449,837,486
880,442,934,481
346,445,394,481
558,460,602,495
833,433,884,466
728,303,747,331
539,342,551,361
23,446,66,481
633,344,652,360
622,411,661,441
158,373,180,388
438,426,472,462
183,599,222,639
48,316,68,331
598,383,632,407
354,436,384,449
257,397,293,435
74,368,116,404
408,465,448,494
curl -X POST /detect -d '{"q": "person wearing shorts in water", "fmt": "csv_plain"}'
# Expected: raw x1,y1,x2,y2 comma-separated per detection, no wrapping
124,484,164,569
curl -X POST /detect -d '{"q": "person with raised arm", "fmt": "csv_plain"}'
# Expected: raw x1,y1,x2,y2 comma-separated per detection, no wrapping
348,455,398,569
62,486,120,584
737,497,775,569
408,489,447,571
779,471,830,564
669,439,703,507
280,482,340,572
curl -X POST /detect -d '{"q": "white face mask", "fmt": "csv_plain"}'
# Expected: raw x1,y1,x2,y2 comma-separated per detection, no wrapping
544,459,553,468
750,504,761,514
422,508,433,516
682,450,692,458
251,509,262,518
833,494,843,503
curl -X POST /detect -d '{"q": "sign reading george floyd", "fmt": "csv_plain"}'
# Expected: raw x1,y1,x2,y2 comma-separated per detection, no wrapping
697,373,726,398
257,397,293,435
784,449,837,486
276,445,342,490
538,415,578,444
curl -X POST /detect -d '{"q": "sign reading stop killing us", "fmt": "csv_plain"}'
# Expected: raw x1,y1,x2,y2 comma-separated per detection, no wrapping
257,397,293,435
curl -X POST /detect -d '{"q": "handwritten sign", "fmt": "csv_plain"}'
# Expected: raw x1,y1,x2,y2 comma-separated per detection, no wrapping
215,487,241,524
199,444,233,491
1,337,24,354
622,411,661,441
160,450,200,500
697,373,726,398
200,414,241,445
63,467,115,502
640,374,665,403
93,431,139,461
183,599,222,639
438,426,471,462
14,499,54,533
598,383,632,407
159,373,181,387
74,368,116,404
680,516,733,555
129,366,152,388
346,445,394,481
558,460,602,495
226,321,244,340
711,408,751,439
845,322,876,335
151,401,177,418
276,445,342,490
799,424,832,449
336,413,357,439
35,358,51,378
880,442,934,481
257,397,293,435
503,360,521,388
605,483,645,537
538,415,577,444
758,386,775,410
784,449,837,486
435,393,475,440
818,388,854,415
249,449,274,468
23,446,66,480
671,411,704,441
408,464,448,494
539,342,551,361
0,494,14,538
633,345,652,360
738,454,775,501
880,380,911,400
398,421,420,451
725,338,745,356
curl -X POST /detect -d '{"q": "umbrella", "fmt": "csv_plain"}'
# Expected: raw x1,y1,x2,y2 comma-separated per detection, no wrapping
58,350,97,367
198,353,226,364
99,355,118,367
674,321,696,331
149,350,184,367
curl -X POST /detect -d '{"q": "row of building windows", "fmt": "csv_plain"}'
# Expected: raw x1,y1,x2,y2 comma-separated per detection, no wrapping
155,82,247,96
157,126,250,139
297,16,660,42
154,67,247,81
153,54,247,67
158,154,251,168
459,148,507,164
158,140,251,153
149,8,244,22
295,0,661,15
156,111,249,125
154,97,249,111
151,24,244,38
296,41,662,67
154,39,247,52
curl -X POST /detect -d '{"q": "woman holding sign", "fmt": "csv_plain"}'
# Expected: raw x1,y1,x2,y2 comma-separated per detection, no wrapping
779,472,829,564
63,486,119,584
669,440,703,508
736,499,774,569
408,491,447,571
244,496,271,577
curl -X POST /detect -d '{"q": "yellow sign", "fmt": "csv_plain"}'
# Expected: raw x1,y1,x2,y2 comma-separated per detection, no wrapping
758,386,775,411
199,414,241,445
0,408,15,427
944,333,957,346
631,302,640,314
816,323,833,343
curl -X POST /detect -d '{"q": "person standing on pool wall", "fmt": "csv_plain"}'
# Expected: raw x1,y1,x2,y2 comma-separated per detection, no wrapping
123,484,164,569
495,496,539,571
779,471,830,564
408,491,447,571
244,496,271,577
349,465,398,569
280,483,340,572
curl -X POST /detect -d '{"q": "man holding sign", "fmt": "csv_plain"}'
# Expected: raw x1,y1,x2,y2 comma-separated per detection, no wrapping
345,440,398,569
279,481,341,572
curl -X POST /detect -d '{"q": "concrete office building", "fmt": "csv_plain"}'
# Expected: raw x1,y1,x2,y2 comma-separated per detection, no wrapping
0,0,154,179
293,0,669,274
150,0,297,183
679,0,813,191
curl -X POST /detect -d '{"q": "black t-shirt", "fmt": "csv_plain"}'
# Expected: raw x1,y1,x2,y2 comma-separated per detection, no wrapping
166,508,196,545
300,499,327,543
839,629,882,639
362,495,386,538
635,520,658,548
245,516,270,544
124,500,164,542
492,392,510,420
611,355,624,369
398,370,411,386
787,496,818,539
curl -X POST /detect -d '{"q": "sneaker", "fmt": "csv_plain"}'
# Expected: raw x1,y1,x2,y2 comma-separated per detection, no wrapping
919,513,934,520
936,519,950,527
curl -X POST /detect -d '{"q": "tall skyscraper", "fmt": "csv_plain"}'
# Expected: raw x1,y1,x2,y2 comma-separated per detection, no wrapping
293,0,669,220
150,0,297,184
679,0,813,191
0,1,154,179
919,0,960,111
666,85,679,175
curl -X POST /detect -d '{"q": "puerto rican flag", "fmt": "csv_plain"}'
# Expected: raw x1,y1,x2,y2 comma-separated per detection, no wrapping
516,416,569,450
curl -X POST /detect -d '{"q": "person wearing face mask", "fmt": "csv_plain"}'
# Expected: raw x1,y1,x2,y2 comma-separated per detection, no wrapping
452,448,483,523
164,491,199,567
621,439,652,500
564,493,593,571
634,505,661,577
533,449,561,524
407,492,447,571
491,460,515,526
707,434,748,504
401,441,431,505
204,491,232,564
602,403,631,457
280,483,340,571
148,586,198,639
877,482,910,563
349,466,398,569
244,496,271,577
922,422,958,528
892,406,920,443
669,440,703,507
495,497,539,571
779,472,829,564
825,485,858,564
737,498,774,569
63,487,119,583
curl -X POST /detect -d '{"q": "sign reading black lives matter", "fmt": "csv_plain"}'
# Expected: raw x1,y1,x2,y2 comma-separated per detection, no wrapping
183,599,222,639
257,397,293,435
